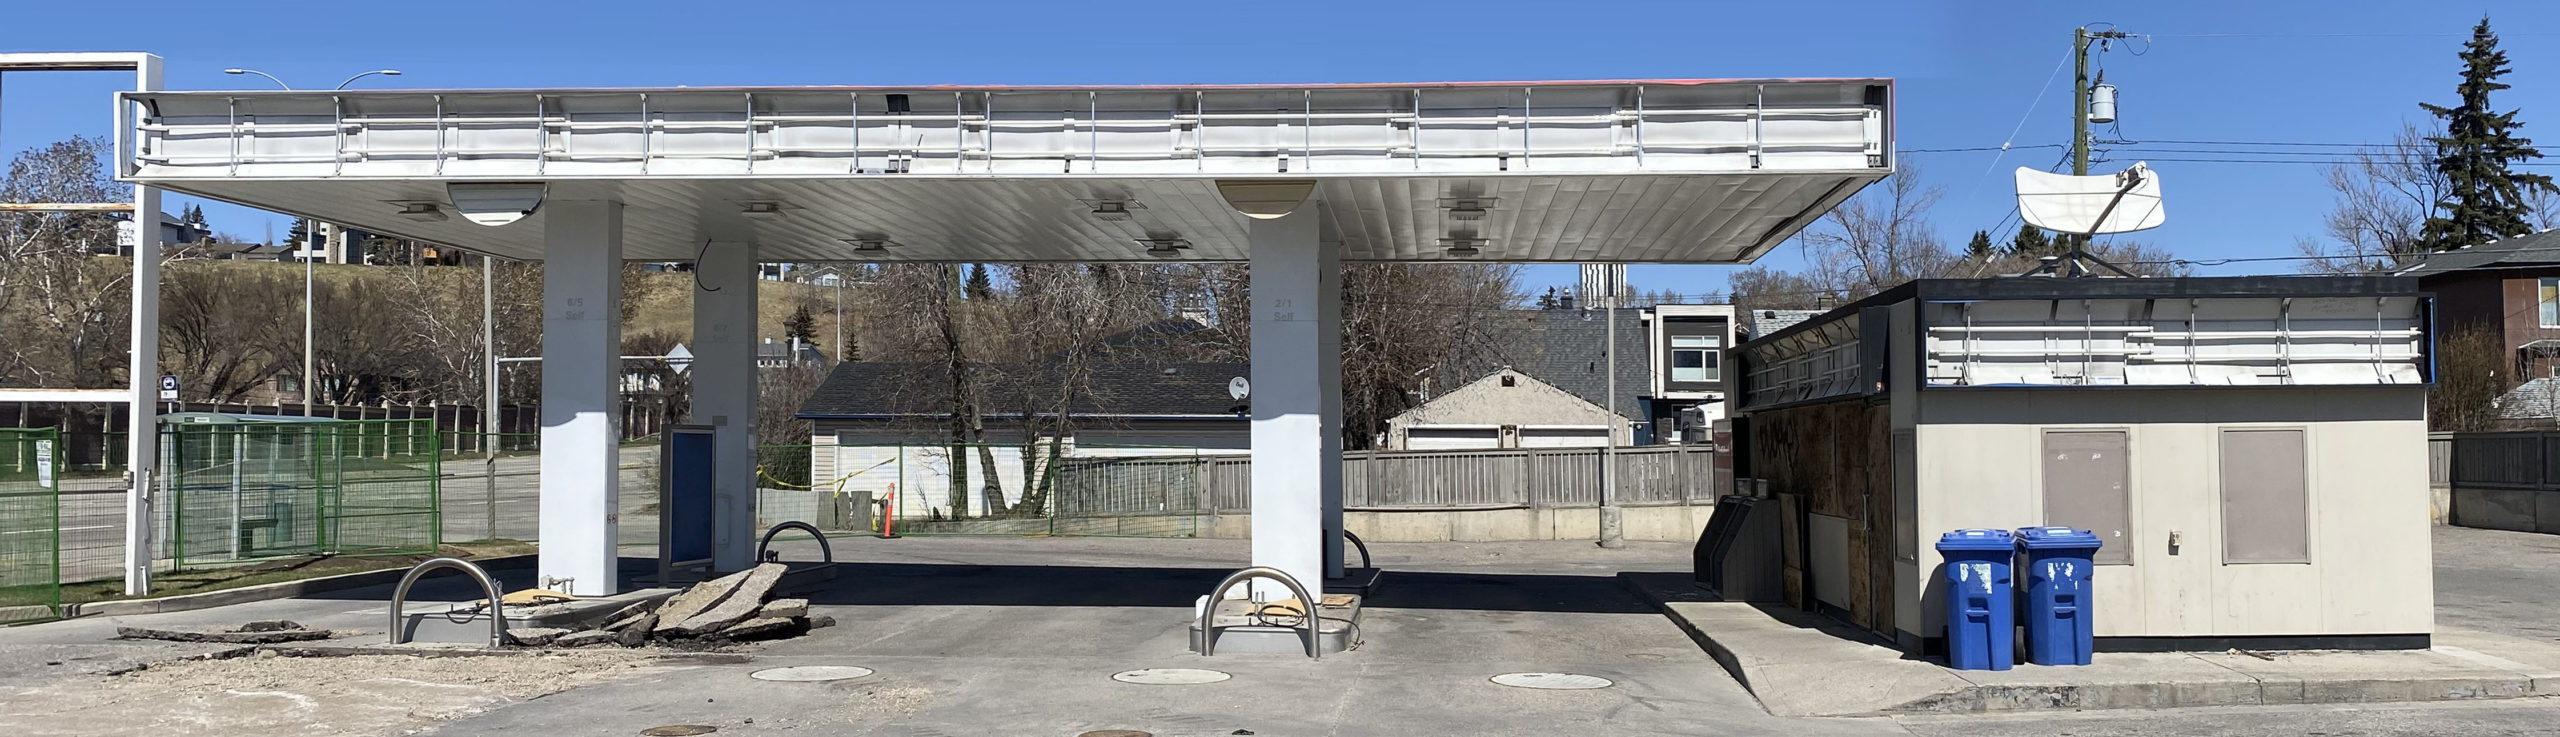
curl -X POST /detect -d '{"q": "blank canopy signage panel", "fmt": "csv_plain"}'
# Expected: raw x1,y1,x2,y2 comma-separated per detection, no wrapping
119,80,1892,264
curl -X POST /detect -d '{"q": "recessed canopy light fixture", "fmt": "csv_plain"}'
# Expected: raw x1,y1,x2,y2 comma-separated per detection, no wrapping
1137,237,1192,256
1081,199,1144,221
841,238,897,252
740,201,789,220
1441,237,1490,257
1440,196,1499,221
392,202,448,222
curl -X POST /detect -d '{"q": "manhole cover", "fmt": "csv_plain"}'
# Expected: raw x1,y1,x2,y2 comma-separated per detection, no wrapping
749,665,875,682
1110,668,1232,685
1077,731,1154,737
641,726,717,737
1490,672,1614,690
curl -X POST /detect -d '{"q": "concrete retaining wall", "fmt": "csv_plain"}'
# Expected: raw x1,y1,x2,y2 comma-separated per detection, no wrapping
1200,504,1710,543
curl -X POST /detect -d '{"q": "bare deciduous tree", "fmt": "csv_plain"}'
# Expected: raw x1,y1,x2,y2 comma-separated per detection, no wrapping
0,137,133,389
2434,322,2514,431
2297,124,2451,274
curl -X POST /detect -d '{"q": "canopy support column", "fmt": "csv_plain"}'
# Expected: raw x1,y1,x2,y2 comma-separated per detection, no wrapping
539,200,625,596
691,241,760,571
1246,202,1342,599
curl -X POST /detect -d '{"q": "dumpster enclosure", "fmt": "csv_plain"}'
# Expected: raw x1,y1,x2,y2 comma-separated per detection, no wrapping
1730,276,2435,653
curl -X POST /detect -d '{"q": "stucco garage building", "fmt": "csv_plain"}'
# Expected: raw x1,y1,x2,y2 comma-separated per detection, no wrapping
1731,276,2435,652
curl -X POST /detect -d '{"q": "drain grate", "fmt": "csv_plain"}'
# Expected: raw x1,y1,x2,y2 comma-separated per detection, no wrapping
749,665,875,682
1489,672,1614,690
1110,668,1232,685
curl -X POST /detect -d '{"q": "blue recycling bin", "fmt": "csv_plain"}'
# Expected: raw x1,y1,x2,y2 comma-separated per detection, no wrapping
2013,527,2101,666
1936,529,2015,671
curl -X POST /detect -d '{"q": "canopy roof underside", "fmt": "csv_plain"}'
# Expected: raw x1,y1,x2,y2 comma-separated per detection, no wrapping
120,79,1893,263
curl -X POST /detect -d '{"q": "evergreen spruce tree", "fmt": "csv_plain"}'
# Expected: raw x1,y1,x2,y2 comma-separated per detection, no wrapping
783,304,819,353
2421,17,2558,249
1535,287,1559,310
2009,224,2053,256
965,263,994,301
1965,229,1996,259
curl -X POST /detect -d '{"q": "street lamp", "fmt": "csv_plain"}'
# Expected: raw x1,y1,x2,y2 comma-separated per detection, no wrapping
335,69,401,90
222,66,406,416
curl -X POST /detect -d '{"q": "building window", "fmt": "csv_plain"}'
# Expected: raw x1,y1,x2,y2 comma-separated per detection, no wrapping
2544,278,2560,327
1670,335,1720,383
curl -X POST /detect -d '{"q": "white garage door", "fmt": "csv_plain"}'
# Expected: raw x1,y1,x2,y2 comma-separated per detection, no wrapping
1406,426,1500,450
1518,426,1610,448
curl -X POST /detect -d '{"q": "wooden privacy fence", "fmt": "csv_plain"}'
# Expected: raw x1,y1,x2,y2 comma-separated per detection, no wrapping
1201,445,1717,513
2437,431,2560,534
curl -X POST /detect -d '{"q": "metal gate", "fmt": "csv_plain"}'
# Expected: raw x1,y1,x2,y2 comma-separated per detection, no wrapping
0,428,60,622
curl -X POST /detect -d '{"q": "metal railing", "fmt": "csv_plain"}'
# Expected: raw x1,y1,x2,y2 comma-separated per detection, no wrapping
1197,566,1320,660
388,557,505,648
125,82,1890,180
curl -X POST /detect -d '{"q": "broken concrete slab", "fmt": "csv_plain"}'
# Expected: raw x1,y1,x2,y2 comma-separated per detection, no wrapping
662,564,787,637
600,599,658,627
553,630,620,648
717,617,800,642
115,626,334,645
807,615,836,630
239,620,306,633
652,568,756,633
615,615,657,648
758,599,808,619
506,628,571,647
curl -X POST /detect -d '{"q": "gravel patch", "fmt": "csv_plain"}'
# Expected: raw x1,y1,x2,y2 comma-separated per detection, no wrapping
0,650,664,737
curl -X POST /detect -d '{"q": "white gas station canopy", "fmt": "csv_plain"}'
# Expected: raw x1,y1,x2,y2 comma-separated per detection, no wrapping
120,79,1891,262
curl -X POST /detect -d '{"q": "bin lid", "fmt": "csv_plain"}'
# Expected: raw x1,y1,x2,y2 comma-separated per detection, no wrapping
1935,529,2014,552
2013,526,2103,549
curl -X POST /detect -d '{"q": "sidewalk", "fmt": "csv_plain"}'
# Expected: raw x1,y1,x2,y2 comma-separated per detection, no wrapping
1621,572,2560,717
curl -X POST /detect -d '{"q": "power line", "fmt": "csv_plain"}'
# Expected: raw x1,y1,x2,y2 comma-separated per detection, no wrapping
1906,144,2067,154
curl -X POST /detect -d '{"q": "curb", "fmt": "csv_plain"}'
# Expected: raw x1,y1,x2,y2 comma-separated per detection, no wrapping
1617,572,2550,716
63,554,538,619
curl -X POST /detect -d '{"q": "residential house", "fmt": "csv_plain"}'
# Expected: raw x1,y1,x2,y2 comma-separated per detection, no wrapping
1383,368,1628,449
794,319,1248,520
2400,233,2560,424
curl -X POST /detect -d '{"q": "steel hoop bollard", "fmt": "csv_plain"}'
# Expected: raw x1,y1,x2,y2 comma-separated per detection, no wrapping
757,521,834,563
388,557,505,648
1342,530,1372,570
1197,566,1321,660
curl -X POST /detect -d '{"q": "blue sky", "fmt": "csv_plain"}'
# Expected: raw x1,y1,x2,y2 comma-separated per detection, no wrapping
7,0,2560,297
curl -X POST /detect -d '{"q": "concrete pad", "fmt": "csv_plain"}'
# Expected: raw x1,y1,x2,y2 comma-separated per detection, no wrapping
1622,569,2554,717
2201,649,2536,704
1914,654,2266,712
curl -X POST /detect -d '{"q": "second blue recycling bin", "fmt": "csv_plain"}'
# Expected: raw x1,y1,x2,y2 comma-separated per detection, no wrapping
1936,529,2015,671
2013,526,2102,666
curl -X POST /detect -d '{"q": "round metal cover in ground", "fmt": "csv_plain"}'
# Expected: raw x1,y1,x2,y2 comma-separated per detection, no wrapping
749,665,875,682
640,726,717,737
1110,668,1232,685
1490,672,1614,690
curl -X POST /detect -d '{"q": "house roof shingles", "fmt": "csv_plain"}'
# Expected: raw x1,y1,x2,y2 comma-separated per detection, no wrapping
1440,308,1650,415
797,360,1250,420
2396,230,2560,277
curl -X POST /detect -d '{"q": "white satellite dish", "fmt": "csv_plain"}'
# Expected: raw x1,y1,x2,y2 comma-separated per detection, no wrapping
2014,163,2166,235
1228,376,1250,401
